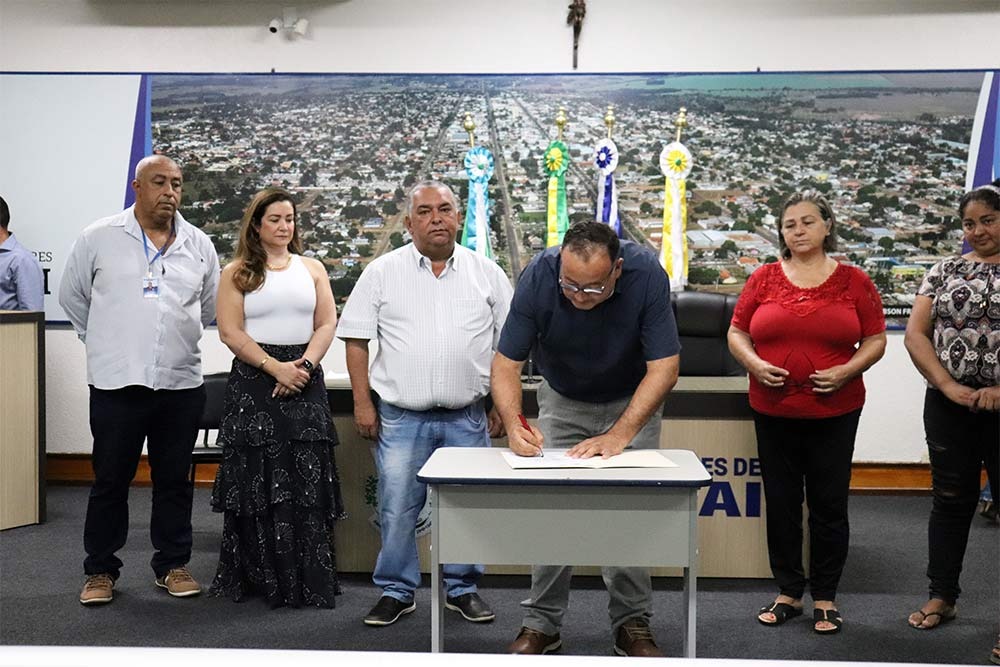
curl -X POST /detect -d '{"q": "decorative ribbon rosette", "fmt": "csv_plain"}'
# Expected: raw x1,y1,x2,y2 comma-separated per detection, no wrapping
593,137,622,237
461,146,495,258
544,141,569,177
594,139,618,173
659,141,693,291
465,145,494,183
544,140,570,247
660,143,692,180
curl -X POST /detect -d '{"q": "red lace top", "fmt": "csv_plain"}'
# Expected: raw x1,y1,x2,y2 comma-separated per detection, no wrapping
731,262,885,418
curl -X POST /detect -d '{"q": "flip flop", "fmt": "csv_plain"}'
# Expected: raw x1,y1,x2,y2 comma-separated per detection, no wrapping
757,601,803,626
990,637,1000,666
813,608,843,635
908,607,957,630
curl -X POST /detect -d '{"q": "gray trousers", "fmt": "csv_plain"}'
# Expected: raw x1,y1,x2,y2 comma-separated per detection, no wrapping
521,380,663,635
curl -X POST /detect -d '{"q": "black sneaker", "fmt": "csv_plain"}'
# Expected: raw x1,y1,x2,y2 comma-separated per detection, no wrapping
445,592,495,622
363,595,416,626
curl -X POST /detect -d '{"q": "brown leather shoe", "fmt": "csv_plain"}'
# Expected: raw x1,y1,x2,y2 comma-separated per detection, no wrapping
80,574,114,606
614,618,663,657
154,566,202,598
508,626,562,654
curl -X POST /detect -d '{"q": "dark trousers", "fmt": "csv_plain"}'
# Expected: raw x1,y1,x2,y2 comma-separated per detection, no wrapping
753,408,861,602
84,385,205,579
923,388,1000,605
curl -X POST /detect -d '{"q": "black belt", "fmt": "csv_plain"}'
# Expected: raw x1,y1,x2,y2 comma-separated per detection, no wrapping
422,405,471,414
394,399,484,415
377,396,486,414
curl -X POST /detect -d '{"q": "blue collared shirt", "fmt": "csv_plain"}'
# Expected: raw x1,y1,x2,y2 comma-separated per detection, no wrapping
0,233,45,311
498,240,680,403
58,205,221,390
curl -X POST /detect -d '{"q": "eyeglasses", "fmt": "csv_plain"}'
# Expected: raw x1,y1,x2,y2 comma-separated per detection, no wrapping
776,350,816,395
558,263,617,296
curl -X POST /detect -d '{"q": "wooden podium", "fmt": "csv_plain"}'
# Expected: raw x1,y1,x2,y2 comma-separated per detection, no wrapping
0,310,46,530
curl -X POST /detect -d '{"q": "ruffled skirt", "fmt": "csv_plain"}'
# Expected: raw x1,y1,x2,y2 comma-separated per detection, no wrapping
209,343,346,608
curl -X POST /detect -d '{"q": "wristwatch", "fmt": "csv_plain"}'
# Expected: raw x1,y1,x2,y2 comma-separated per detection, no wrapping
302,358,314,372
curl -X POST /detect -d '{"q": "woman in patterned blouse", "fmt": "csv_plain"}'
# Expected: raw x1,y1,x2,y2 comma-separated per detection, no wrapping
904,180,1000,631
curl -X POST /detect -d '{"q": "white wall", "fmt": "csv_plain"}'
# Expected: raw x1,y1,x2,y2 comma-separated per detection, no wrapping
3,0,1000,73
3,0,998,461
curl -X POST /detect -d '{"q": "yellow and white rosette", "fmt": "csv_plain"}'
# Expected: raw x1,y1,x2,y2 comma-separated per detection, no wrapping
659,141,693,291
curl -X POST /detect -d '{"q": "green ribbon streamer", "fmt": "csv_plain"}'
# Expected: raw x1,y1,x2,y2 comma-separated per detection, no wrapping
544,141,569,247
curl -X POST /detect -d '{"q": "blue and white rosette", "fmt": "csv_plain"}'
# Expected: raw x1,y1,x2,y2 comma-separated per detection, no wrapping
594,138,622,237
461,146,494,258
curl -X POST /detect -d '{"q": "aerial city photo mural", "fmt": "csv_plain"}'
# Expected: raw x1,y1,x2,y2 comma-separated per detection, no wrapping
148,70,997,327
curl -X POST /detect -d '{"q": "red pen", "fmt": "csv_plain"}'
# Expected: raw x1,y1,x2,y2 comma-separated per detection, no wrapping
517,413,531,431
517,414,543,457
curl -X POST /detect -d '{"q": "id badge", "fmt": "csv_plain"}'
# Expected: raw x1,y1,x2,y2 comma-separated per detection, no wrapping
142,274,160,299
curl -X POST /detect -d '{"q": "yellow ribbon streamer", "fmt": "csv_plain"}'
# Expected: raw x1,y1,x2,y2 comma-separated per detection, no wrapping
546,175,560,247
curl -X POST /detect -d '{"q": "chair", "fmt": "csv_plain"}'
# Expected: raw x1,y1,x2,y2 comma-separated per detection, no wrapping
189,372,229,483
670,290,744,377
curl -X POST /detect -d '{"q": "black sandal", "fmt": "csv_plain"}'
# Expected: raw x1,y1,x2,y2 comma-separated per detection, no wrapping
990,636,1000,665
813,608,843,634
908,606,956,630
757,601,803,626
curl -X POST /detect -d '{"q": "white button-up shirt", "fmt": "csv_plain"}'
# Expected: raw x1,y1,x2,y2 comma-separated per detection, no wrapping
337,242,513,411
59,205,220,390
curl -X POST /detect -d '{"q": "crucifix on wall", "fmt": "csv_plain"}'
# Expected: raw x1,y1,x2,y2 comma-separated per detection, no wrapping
567,0,586,70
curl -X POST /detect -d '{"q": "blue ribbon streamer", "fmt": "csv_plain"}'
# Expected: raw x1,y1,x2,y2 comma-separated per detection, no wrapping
601,174,614,222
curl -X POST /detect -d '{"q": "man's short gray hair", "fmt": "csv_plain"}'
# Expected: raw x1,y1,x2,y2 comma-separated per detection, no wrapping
405,180,460,217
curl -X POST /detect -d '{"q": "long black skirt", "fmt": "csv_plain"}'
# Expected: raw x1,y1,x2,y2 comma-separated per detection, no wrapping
209,343,346,608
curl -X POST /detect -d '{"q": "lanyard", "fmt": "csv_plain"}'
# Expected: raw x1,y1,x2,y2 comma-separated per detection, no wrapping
141,222,175,276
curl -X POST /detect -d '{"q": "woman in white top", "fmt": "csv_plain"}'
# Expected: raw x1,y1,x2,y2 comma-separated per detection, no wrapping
210,187,345,608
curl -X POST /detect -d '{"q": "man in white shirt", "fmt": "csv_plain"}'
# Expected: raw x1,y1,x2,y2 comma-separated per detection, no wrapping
60,155,220,606
337,180,513,627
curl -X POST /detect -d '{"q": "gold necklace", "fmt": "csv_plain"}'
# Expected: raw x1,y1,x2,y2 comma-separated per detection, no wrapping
266,255,292,271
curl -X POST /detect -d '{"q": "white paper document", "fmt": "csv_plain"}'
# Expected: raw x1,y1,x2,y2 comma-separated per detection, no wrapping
501,449,678,470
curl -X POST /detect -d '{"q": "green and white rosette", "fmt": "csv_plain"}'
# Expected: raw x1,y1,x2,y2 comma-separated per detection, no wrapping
544,140,570,247
659,141,693,291
461,146,494,258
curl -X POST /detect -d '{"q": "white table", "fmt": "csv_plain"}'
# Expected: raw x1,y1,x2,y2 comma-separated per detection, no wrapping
416,447,711,657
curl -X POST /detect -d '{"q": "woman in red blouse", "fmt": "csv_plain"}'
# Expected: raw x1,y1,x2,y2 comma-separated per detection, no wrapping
728,190,886,635
903,181,999,637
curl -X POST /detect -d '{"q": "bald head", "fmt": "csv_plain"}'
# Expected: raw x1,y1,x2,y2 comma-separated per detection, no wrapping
132,155,183,229
134,154,181,181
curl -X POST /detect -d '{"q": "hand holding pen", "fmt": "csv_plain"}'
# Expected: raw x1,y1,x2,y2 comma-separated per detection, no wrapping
509,413,544,457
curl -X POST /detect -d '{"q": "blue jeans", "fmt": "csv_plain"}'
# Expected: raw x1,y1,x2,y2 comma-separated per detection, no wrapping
372,400,489,603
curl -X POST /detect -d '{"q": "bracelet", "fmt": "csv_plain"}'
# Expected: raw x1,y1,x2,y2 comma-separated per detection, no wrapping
258,355,270,370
